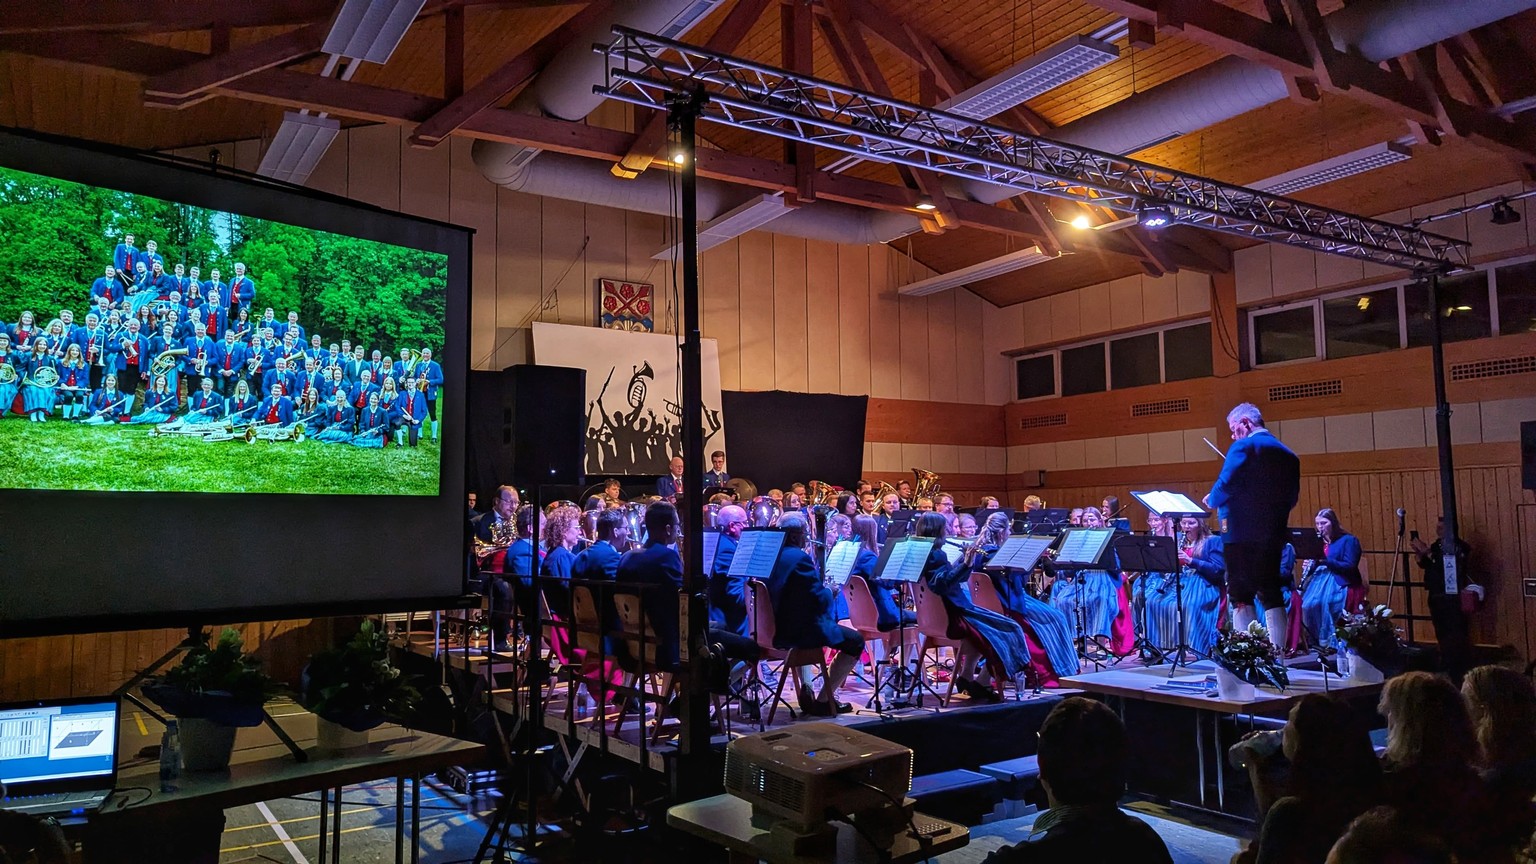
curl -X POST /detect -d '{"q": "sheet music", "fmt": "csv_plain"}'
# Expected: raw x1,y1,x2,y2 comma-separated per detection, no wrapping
1054,528,1116,567
942,540,965,565
1131,490,1208,517
876,537,936,583
701,530,722,574
727,529,786,578
986,536,1053,571
823,541,861,589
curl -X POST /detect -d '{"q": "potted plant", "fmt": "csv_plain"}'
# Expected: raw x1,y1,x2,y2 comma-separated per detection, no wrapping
1333,605,1400,684
301,620,421,751
1210,622,1289,701
142,628,279,770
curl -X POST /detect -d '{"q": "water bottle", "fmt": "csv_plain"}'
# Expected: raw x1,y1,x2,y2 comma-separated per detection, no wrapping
159,720,182,793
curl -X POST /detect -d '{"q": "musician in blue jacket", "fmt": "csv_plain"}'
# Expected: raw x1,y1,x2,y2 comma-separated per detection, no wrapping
91,265,122,308
703,450,730,488
1299,508,1365,649
113,318,150,403
261,356,296,400
184,378,225,423
766,512,865,716
615,502,686,671
351,392,389,448
418,347,443,441
112,233,138,276
255,383,294,428
847,514,912,631
193,292,227,345
224,380,259,427
293,357,325,406
214,330,248,398
312,389,355,443
397,376,429,447
73,312,110,391
202,269,228,307
19,340,59,422
130,375,178,424
81,374,130,424
707,504,750,635
228,263,255,313
0,333,18,415
1204,402,1300,650
183,323,217,395
147,322,181,404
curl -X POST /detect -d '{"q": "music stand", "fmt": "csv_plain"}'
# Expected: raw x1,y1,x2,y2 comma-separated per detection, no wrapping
872,536,938,711
1051,528,1119,667
1113,534,1180,666
985,535,1054,573
731,529,792,724
1287,527,1325,560
701,528,722,580
1018,507,1071,534
1131,491,1210,674
823,541,860,592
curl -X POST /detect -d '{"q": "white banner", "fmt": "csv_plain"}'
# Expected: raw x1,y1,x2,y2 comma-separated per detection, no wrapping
531,322,726,476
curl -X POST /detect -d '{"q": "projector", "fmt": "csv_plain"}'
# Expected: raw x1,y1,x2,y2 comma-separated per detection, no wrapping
724,723,913,849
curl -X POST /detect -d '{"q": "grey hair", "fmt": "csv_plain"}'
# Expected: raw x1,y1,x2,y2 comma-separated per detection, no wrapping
779,512,808,545
1226,402,1265,428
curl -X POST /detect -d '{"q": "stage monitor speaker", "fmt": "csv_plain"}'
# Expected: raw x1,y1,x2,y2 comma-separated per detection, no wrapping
1523,420,1536,492
467,365,585,496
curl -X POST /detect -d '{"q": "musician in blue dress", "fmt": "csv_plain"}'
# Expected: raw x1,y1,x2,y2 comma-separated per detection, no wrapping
972,512,1078,685
130,375,178,424
81,375,130,424
540,505,583,649
351,392,388,448
1299,508,1365,649
1048,507,1123,650
1146,517,1223,655
20,340,59,421
378,377,403,437
54,343,90,420
293,387,323,430
419,347,443,441
184,378,225,423
847,514,913,634
398,375,429,447
254,383,294,431
0,333,19,416
312,390,356,443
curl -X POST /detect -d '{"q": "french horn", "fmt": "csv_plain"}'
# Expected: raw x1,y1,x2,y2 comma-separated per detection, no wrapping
24,365,58,388
0,363,15,385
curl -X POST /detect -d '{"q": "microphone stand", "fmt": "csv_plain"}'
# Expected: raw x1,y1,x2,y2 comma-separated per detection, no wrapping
1385,508,1406,612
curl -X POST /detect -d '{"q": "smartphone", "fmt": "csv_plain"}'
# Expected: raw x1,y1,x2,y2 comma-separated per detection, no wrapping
1410,530,1420,540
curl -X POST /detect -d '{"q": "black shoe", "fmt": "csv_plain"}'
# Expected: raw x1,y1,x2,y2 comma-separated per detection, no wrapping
800,700,833,718
831,700,853,714
739,698,761,722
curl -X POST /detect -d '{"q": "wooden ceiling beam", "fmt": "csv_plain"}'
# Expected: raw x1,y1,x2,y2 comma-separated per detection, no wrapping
783,0,817,203
613,0,773,179
143,21,329,104
407,0,612,147
444,5,465,99
0,0,337,34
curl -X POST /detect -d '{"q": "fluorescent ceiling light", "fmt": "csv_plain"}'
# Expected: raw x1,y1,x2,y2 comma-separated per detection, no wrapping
898,245,1054,296
1495,93,1536,118
1250,142,1412,197
257,112,341,186
653,194,792,260
657,0,729,39
939,36,1119,122
323,0,429,64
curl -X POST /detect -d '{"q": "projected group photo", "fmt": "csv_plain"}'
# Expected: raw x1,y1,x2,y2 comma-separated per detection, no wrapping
0,164,448,496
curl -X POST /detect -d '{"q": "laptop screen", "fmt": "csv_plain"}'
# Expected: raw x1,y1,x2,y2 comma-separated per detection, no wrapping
0,699,119,786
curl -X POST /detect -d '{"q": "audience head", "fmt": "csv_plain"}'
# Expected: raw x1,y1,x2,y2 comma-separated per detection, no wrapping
1325,807,1454,864
852,515,880,553
1284,694,1381,804
1036,697,1128,809
1379,671,1477,769
1462,664,1536,769
644,502,678,545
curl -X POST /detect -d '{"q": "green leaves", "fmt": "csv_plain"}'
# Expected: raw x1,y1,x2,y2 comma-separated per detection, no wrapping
1212,625,1290,690
161,628,280,706
302,619,422,724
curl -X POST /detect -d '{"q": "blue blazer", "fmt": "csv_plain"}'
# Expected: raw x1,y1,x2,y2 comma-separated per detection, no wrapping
349,381,379,410
261,368,296,398
88,388,128,419
1188,534,1227,588
215,341,248,377
616,542,684,669
317,403,353,431
187,390,224,417
656,474,684,499
226,394,261,421
572,541,622,582
256,395,294,425
112,244,138,274
766,546,845,650
1318,533,1363,587
400,390,428,425
419,361,443,401
113,333,149,372
708,533,748,636
90,277,121,305
542,545,576,583
703,470,730,488
229,277,256,308
1207,429,1300,543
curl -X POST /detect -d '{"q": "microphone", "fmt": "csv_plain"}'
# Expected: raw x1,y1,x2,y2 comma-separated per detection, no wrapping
1396,508,1406,537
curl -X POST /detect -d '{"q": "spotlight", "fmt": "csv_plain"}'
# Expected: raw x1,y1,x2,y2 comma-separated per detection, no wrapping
1138,205,1173,229
1070,214,1092,230
671,151,688,165
914,195,938,211
1492,199,1522,226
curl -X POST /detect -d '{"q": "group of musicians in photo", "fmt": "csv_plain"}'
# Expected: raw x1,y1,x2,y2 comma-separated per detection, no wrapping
471,404,1479,716
0,234,444,447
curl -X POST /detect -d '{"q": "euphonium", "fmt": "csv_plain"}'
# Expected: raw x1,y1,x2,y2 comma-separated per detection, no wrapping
912,468,942,501
806,480,839,507
150,347,189,378
748,495,781,528
875,481,898,503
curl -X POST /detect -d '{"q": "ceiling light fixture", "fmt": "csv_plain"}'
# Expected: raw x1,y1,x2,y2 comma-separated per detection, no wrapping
914,195,938,211
897,245,1055,296
1250,142,1412,197
652,194,792,260
322,0,429,64
1070,214,1092,230
672,151,688,165
1491,199,1522,226
256,112,341,186
938,35,1120,122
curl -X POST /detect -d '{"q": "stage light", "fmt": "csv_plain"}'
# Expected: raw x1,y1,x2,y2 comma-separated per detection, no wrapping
1492,199,1522,226
914,195,938,211
1070,214,1092,230
672,151,688,165
1138,205,1173,229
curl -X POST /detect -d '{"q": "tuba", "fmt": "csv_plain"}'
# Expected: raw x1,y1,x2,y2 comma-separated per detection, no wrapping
875,481,898,503
747,495,781,528
806,481,840,507
912,468,942,501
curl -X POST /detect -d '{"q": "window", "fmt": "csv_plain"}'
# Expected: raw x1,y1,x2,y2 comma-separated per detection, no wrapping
1406,271,1491,347
1110,332,1160,389
1163,322,1213,381
1015,354,1055,400
1252,304,1318,365
1060,343,1106,396
1496,261,1536,335
1323,287,1400,358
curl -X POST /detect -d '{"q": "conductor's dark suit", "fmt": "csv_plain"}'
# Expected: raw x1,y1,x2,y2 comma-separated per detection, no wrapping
1207,428,1299,607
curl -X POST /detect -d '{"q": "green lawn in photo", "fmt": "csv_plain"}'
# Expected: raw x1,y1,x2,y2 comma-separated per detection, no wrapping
0,414,441,495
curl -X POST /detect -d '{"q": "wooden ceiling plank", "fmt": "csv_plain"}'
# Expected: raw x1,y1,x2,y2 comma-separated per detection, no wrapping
614,0,773,178
0,0,337,35
784,0,817,203
407,0,611,147
143,21,329,100
444,5,464,99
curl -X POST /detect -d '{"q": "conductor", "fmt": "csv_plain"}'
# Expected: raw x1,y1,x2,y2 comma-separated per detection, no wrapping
1203,403,1299,650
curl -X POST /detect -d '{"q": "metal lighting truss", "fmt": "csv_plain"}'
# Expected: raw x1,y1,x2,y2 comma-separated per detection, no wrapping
593,27,1469,271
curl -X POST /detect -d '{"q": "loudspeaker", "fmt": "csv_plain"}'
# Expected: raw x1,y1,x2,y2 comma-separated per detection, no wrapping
467,365,585,496
1523,421,1536,492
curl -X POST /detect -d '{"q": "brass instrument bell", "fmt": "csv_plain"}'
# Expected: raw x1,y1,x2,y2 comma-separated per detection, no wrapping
748,496,781,528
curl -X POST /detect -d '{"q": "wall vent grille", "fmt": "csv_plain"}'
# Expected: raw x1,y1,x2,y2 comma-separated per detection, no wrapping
1131,398,1190,418
1450,355,1536,382
1018,413,1068,430
1269,379,1343,401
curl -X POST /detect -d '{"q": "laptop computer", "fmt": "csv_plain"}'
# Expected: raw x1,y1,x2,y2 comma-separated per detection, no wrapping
0,696,120,817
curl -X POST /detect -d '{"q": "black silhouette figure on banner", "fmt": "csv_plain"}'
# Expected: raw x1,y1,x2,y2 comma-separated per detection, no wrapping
585,361,721,476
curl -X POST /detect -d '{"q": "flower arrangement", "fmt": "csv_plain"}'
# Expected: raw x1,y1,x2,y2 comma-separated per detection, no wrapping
301,620,421,732
143,628,280,727
1212,622,1290,690
1334,605,1402,666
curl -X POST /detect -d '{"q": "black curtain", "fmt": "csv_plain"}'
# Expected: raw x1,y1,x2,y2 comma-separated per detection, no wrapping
720,390,867,492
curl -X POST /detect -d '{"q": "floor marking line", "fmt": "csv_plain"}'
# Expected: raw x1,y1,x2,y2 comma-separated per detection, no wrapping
255,800,310,864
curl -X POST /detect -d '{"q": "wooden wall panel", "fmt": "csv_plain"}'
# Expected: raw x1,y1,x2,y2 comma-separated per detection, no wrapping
868,247,901,399
541,197,589,328
898,291,930,401
954,290,986,405
928,291,958,402
701,241,742,391
838,245,872,397
737,232,777,391
496,188,542,367
583,204,629,329
772,235,809,393
805,239,840,394
396,126,450,223
346,124,400,211
448,136,499,370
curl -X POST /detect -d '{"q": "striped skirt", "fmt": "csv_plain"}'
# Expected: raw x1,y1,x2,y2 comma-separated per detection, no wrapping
0,383,18,414
22,384,56,413
1050,569,1121,640
312,427,353,443
1143,570,1222,654
1301,570,1350,648
1005,593,1080,678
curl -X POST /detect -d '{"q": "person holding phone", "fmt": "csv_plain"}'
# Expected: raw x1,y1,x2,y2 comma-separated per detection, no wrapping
1411,516,1479,682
